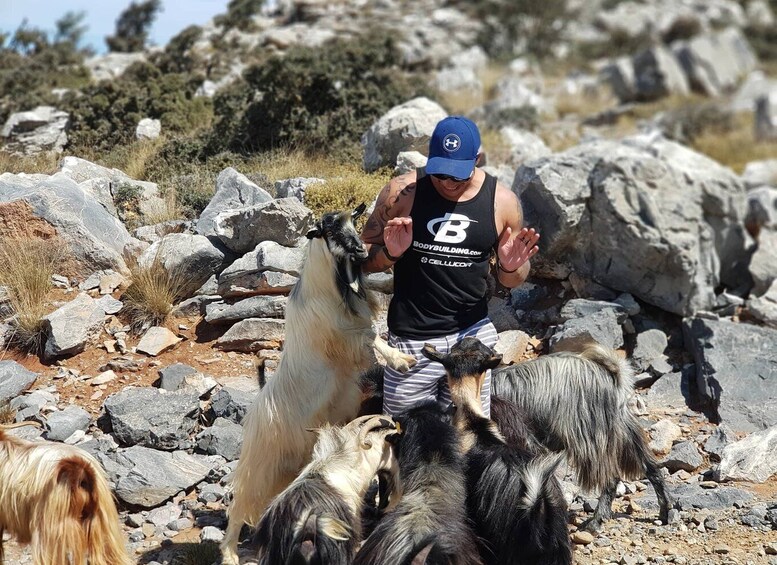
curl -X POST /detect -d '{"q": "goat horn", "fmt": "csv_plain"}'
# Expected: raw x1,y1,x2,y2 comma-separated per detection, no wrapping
357,415,397,450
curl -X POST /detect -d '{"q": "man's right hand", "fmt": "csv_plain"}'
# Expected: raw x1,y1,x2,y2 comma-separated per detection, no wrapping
384,217,413,258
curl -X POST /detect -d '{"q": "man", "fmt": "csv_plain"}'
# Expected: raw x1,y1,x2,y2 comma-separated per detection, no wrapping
361,115,539,416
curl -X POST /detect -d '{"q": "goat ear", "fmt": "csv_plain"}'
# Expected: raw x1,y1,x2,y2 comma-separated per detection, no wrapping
306,225,322,239
485,354,502,370
421,343,445,363
386,432,401,445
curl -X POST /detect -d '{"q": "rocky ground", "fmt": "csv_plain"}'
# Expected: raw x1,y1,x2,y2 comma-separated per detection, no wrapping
1,288,776,565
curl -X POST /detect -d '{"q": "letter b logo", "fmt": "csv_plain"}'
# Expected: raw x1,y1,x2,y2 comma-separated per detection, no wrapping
427,213,474,244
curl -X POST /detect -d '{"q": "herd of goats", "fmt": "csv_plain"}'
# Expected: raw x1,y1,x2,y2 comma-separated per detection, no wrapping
0,206,678,565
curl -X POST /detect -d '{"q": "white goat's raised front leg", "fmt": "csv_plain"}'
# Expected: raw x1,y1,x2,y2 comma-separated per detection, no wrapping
373,335,416,372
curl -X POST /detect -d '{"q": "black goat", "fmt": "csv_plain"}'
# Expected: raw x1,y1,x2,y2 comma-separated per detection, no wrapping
423,341,572,565
484,338,675,531
254,415,399,565
353,401,483,565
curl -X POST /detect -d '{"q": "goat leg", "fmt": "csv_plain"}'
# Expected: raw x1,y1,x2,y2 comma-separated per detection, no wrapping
373,335,417,372
645,459,678,524
581,479,618,532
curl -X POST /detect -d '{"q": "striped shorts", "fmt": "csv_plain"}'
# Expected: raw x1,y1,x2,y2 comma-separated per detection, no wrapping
382,318,498,417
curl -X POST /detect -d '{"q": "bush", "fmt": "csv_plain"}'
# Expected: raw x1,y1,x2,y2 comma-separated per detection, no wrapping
65,62,212,152
466,0,570,60
214,0,265,31
0,18,90,124
219,33,429,156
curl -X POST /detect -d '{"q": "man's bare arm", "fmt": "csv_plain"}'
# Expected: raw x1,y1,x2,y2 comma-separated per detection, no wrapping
361,172,416,273
494,184,539,288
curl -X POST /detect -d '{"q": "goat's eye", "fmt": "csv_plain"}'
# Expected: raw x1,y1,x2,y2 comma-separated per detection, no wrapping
326,230,333,237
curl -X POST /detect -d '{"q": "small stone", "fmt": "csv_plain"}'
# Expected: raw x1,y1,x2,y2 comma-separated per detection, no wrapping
714,545,730,554
699,481,718,489
200,526,224,543
126,513,145,527
91,370,117,385
90,390,103,401
571,531,595,545
667,509,681,524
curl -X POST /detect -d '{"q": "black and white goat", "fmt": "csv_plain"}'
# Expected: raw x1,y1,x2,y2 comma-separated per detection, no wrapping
423,341,572,565
222,204,416,564
353,401,483,565
254,414,400,565
484,338,675,531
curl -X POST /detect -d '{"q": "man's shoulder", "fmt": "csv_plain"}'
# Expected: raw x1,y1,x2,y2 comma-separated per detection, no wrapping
388,170,419,194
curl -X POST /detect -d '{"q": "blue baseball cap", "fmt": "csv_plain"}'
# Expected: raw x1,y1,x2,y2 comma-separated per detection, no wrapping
426,116,481,179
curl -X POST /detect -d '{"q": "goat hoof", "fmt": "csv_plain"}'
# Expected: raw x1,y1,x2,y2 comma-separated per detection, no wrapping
393,354,417,372
580,517,604,533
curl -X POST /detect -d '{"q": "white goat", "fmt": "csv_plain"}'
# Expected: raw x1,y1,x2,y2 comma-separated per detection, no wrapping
221,204,415,564
254,414,400,565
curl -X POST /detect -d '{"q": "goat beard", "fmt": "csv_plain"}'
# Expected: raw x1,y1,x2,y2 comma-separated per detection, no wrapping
336,256,366,300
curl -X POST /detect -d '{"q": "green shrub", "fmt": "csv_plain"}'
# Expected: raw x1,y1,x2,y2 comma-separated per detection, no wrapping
214,0,265,31
152,25,205,75
65,62,213,152
465,0,570,60
218,33,430,156
0,18,90,124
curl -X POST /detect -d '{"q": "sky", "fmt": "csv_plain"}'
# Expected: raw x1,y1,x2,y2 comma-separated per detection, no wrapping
0,0,231,54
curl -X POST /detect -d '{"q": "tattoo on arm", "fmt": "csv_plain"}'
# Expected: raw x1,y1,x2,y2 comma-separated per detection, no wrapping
361,180,416,242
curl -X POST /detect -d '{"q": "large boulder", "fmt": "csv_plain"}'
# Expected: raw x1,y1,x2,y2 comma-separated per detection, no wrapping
85,52,147,81
513,134,749,315
217,241,304,298
0,172,135,274
138,233,229,299
1,106,68,155
103,387,200,450
113,446,213,508
195,167,273,236
42,293,107,360
58,156,162,220
361,97,447,173
674,28,758,97
683,317,777,432
212,197,314,254
0,361,38,403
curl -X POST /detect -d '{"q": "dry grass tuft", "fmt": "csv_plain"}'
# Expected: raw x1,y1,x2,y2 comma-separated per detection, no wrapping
244,149,393,218
692,113,777,174
0,151,59,175
122,247,187,332
0,237,65,351
142,187,186,225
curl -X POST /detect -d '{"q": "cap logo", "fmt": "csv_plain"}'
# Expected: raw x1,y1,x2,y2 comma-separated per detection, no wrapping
442,134,461,153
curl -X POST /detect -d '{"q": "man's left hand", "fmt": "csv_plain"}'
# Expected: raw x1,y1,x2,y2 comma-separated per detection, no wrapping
497,227,540,272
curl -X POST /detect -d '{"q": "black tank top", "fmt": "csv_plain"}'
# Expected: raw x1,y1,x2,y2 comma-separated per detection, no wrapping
388,172,498,339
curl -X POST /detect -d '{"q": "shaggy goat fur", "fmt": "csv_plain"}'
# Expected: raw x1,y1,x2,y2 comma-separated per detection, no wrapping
485,338,676,531
0,422,131,565
222,205,415,565
254,415,399,565
423,341,572,565
353,401,483,565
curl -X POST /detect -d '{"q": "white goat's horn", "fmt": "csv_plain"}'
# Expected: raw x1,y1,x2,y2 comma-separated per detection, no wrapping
357,415,397,449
